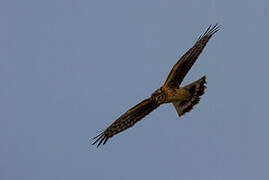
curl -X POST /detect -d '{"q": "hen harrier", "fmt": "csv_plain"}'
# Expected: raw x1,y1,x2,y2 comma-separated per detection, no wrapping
92,24,220,147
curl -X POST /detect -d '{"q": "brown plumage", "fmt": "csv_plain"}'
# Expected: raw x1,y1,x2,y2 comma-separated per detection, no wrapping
92,24,220,147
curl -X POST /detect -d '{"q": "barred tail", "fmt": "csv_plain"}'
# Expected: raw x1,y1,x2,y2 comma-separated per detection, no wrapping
173,76,207,117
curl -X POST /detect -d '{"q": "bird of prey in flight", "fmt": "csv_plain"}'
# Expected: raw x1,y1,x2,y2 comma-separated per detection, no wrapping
92,24,220,147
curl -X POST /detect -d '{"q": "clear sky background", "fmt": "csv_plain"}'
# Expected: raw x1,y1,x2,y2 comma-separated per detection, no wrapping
1,0,269,180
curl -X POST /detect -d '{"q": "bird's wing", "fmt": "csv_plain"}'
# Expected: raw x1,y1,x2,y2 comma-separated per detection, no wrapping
163,24,220,88
92,97,159,147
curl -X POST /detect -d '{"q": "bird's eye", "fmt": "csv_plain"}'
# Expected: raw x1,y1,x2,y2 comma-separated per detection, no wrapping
156,94,165,102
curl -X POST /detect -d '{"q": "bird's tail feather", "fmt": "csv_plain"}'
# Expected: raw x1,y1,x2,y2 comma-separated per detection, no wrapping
173,76,207,117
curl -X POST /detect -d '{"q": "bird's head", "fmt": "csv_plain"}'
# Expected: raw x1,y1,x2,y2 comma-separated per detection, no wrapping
152,87,166,104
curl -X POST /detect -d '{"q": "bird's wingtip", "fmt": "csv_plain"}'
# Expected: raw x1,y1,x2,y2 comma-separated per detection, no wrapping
197,23,221,41
91,131,110,148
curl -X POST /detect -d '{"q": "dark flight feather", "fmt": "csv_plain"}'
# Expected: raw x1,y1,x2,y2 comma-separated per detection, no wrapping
92,97,159,147
164,24,220,88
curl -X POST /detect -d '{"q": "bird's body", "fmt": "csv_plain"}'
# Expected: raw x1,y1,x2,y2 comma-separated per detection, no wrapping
92,24,220,147
155,86,190,104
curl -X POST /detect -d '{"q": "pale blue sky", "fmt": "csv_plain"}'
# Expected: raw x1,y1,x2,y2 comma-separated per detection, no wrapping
1,0,269,180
